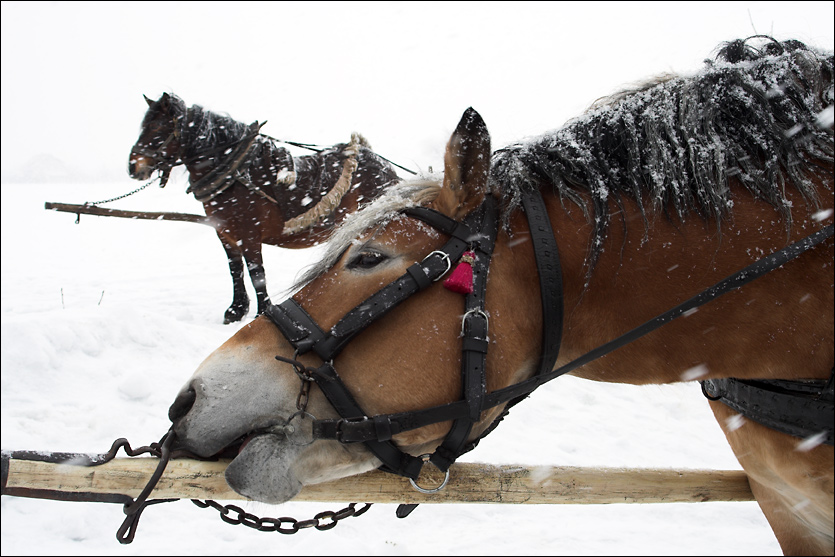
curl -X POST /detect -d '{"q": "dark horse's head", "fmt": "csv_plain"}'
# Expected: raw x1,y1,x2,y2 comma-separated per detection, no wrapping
128,93,188,183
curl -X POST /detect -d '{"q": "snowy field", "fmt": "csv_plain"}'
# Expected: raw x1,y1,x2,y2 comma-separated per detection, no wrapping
1,182,780,555
2,1,833,555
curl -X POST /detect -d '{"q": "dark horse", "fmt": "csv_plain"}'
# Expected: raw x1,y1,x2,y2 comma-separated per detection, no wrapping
128,93,400,323
169,38,833,554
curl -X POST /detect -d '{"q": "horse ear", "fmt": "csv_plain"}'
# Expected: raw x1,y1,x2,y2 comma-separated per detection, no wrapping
144,94,154,107
434,107,491,219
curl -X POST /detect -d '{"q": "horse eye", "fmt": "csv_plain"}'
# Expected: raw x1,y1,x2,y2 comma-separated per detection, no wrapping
347,250,388,270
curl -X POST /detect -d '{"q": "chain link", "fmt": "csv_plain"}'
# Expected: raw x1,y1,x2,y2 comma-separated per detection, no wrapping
190,499,372,534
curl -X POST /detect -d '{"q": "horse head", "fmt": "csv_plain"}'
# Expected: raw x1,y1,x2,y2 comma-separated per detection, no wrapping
167,108,547,503
128,92,187,183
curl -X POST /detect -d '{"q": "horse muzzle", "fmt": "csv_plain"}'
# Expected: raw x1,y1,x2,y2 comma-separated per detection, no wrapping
128,152,156,180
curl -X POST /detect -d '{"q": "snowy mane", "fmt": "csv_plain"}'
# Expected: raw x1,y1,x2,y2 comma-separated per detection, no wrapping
143,93,252,163
292,36,834,291
490,36,834,275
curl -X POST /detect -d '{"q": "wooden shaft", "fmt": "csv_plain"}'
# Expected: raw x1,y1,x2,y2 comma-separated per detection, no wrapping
3,456,754,504
44,202,213,226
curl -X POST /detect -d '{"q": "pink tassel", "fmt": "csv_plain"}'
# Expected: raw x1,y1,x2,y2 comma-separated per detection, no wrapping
443,251,475,294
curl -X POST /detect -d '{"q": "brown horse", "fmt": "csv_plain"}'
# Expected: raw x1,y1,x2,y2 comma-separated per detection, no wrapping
128,93,401,323
168,38,833,554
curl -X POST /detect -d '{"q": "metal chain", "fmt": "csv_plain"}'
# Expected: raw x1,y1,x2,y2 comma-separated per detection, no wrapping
190,499,372,534
83,174,163,207
72,428,374,541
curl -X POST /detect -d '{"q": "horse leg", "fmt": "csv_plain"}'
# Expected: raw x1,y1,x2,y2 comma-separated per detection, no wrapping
219,237,250,324
708,400,834,555
242,244,270,316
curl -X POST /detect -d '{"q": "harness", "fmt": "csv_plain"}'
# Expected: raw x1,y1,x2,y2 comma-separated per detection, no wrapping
184,121,265,202
264,183,835,497
702,372,834,445
135,105,412,208
266,192,550,484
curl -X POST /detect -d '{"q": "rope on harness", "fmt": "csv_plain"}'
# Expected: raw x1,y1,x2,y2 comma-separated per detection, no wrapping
281,133,361,236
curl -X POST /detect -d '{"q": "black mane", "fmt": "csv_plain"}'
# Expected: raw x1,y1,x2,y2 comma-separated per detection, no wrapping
489,36,834,281
164,95,251,163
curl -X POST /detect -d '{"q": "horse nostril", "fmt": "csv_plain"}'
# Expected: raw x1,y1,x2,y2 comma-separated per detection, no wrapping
168,387,196,422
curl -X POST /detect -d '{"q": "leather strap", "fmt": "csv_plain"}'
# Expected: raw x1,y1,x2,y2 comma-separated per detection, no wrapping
431,197,498,472
702,371,834,445
310,362,424,479
520,188,564,379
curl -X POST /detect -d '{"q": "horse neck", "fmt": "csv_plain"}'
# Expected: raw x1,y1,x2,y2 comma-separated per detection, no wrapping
181,106,250,180
514,182,833,386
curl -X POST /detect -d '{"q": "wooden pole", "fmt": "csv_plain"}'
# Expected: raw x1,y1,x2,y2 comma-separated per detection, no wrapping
44,202,213,227
2,456,754,504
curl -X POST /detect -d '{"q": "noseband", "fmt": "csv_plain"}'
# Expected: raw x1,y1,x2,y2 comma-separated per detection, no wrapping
265,189,565,484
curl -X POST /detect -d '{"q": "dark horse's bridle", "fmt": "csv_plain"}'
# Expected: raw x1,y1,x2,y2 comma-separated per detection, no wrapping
265,185,835,498
130,109,184,188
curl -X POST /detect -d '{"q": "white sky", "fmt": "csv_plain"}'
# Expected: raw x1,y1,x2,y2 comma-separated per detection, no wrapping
1,1,833,182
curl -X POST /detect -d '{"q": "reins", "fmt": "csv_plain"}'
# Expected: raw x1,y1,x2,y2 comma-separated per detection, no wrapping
259,130,418,176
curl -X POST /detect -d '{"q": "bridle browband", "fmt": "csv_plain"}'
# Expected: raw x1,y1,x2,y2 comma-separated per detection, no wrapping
265,184,835,486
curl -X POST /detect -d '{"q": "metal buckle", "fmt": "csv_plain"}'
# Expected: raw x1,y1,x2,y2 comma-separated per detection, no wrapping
422,250,451,280
409,454,450,494
335,416,370,443
460,308,489,337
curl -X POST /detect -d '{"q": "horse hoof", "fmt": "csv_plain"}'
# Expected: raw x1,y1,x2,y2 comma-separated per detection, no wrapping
224,306,248,324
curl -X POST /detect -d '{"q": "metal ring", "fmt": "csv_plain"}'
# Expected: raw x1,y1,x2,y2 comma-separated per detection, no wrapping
423,250,451,280
408,455,451,494
460,308,489,337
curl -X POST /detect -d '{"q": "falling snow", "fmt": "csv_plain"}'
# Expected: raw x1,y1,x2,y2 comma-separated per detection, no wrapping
3,2,832,555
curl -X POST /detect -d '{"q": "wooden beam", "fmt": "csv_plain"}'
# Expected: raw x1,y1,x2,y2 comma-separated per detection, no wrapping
2,456,754,504
44,202,213,226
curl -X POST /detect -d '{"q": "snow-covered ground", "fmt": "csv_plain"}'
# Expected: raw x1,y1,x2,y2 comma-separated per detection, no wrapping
1,182,780,555
2,2,832,555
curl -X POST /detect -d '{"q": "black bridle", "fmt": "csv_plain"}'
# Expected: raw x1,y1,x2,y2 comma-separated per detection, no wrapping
131,111,186,188
265,185,834,487
266,189,565,484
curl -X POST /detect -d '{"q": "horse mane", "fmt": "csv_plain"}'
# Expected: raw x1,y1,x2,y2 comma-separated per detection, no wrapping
159,94,252,163
490,36,834,282
291,37,834,292
291,178,443,291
